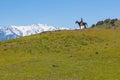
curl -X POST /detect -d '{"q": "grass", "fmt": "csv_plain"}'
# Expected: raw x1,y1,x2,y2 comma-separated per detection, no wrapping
0,29,120,80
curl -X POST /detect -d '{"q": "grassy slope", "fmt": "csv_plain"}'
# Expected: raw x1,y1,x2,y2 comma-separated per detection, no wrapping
0,29,120,80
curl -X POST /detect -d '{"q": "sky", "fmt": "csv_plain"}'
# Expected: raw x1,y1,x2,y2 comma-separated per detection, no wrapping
0,0,120,29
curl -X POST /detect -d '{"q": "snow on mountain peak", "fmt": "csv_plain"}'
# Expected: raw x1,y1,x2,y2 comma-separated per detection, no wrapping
0,24,69,40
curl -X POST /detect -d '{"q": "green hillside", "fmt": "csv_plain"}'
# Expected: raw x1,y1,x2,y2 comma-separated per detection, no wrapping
0,29,120,80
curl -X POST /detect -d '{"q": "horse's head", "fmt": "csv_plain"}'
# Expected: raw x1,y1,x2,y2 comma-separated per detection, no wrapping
75,21,79,24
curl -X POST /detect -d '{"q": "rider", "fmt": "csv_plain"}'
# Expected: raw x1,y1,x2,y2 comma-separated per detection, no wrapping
81,18,83,22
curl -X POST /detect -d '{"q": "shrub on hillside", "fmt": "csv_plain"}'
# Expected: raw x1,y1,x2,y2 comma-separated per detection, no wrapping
96,21,104,26
104,18,111,23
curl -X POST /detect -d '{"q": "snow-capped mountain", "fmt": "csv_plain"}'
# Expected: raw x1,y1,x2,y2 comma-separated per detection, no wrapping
0,24,69,40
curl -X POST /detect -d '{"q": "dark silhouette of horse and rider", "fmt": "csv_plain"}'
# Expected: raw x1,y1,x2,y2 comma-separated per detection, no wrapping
76,18,88,29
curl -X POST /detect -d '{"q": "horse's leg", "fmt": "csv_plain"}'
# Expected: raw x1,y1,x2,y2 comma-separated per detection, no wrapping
78,24,81,29
79,26,81,29
84,25,86,28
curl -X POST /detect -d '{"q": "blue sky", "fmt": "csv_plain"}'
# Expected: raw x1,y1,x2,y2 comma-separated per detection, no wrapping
0,0,120,28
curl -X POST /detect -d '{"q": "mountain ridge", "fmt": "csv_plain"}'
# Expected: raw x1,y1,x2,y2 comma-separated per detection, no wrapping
0,24,69,40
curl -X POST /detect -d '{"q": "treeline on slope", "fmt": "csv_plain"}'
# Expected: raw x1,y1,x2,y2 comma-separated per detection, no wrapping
91,18,120,29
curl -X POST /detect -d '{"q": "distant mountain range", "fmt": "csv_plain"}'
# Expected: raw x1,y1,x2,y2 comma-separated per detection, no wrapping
0,24,69,40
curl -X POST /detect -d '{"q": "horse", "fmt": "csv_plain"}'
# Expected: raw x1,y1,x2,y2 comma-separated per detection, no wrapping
75,18,88,29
